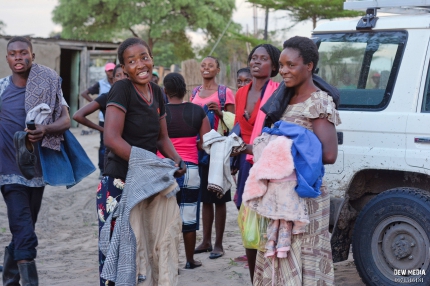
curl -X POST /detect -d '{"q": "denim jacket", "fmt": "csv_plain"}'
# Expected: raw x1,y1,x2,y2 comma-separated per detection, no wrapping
38,130,95,188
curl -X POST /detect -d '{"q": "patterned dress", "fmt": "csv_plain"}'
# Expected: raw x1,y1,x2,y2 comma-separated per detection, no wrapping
253,90,341,286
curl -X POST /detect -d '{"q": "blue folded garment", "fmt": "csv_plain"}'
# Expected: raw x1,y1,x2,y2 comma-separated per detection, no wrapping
38,129,96,188
262,121,324,198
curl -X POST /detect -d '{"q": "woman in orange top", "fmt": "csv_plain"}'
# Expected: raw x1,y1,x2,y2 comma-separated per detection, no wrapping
234,44,281,282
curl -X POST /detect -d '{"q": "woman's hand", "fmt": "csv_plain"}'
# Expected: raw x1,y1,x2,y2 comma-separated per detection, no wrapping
231,167,238,175
173,160,187,178
206,101,222,117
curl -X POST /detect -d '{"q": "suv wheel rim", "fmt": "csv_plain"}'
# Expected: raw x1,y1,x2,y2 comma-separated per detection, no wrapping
371,215,429,279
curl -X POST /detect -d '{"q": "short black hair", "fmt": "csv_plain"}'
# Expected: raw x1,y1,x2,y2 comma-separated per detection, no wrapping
163,72,187,99
203,56,220,68
7,36,33,52
117,37,152,65
113,64,122,77
247,44,281,77
283,36,319,73
237,67,251,77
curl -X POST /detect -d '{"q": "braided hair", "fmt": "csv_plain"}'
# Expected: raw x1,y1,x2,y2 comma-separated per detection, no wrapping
283,36,319,73
117,37,152,65
163,72,187,99
237,67,251,77
247,44,281,77
203,56,220,68
7,36,33,52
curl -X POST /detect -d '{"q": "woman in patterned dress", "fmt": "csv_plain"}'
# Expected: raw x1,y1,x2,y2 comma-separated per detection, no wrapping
249,36,341,285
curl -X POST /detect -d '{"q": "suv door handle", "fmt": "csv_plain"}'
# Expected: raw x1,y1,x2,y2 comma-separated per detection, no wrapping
338,132,343,145
414,137,430,143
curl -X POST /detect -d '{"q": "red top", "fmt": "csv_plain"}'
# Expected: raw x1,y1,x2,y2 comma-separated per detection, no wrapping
234,82,261,144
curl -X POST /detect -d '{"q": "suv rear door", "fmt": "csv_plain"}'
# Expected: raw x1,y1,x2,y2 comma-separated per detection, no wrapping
406,33,430,169
314,31,408,194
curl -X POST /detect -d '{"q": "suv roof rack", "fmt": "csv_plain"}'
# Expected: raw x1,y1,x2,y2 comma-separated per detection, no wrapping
344,0,430,14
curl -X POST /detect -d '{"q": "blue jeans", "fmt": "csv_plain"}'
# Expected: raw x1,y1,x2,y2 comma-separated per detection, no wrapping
1,184,44,261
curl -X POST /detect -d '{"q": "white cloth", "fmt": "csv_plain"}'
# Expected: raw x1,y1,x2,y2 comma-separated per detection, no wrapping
202,129,243,197
26,103,51,124
98,78,111,122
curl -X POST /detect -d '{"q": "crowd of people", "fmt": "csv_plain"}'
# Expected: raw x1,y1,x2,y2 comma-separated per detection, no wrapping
0,34,341,286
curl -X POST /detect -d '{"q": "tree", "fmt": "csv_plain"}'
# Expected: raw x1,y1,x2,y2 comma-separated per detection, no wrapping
197,23,250,64
52,0,236,51
0,20,6,34
248,0,361,29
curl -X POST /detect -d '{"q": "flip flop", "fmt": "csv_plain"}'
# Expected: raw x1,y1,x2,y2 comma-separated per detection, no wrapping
209,251,224,259
233,255,248,262
194,247,213,254
184,260,202,269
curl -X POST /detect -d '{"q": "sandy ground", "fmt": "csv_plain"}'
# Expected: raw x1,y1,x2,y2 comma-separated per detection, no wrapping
0,128,364,285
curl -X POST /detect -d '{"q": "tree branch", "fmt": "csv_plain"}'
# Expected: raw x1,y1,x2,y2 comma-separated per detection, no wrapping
128,27,139,38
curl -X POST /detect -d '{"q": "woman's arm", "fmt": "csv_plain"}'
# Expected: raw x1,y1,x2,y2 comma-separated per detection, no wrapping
198,116,211,150
157,117,187,177
104,105,131,161
312,117,338,164
72,101,103,132
225,103,235,114
27,105,71,143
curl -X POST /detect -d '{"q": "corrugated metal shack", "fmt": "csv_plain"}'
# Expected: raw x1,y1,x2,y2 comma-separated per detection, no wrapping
0,36,119,127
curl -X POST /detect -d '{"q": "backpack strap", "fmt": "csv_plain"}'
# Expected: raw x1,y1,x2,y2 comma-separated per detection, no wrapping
217,85,227,111
191,84,227,111
191,86,201,102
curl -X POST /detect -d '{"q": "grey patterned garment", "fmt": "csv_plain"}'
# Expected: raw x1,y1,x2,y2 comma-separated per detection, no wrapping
25,63,64,151
99,147,180,285
0,76,10,112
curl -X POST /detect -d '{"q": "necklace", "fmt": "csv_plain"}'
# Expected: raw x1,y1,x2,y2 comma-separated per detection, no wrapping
133,83,153,104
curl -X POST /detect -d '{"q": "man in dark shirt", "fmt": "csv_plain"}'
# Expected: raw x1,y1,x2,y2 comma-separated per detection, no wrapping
0,36,70,285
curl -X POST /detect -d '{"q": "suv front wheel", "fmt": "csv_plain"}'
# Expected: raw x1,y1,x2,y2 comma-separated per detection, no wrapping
352,188,430,285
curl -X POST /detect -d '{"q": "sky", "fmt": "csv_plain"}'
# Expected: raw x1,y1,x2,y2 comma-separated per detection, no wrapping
0,0,316,43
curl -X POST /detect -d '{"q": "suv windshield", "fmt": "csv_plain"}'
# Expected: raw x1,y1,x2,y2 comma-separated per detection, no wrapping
315,31,407,110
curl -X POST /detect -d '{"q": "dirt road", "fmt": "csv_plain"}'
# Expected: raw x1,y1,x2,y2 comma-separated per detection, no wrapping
0,129,364,285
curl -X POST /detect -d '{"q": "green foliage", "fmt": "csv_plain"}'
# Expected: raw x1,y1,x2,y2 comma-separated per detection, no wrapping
52,0,235,50
248,0,361,28
153,31,195,67
197,23,249,63
0,20,6,34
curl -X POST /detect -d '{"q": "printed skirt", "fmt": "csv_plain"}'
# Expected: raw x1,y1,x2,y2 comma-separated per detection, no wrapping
97,176,124,286
176,162,201,232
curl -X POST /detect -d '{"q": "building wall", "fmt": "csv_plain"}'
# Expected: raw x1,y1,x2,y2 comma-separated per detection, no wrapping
0,38,61,78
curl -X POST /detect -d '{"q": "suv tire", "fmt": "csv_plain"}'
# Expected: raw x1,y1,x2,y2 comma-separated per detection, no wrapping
352,188,430,286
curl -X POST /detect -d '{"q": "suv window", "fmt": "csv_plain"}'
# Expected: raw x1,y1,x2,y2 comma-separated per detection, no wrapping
315,32,407,111
422,62,430,112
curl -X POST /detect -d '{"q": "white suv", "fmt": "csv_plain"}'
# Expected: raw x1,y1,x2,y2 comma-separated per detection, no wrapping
313,1,430,285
